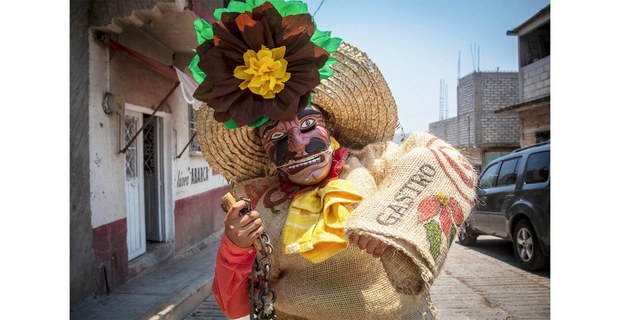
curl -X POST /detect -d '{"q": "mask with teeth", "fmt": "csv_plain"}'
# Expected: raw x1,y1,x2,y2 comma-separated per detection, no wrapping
258,105,333,186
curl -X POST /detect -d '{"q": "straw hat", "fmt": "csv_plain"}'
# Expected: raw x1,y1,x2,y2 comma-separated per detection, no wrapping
197,41,399,183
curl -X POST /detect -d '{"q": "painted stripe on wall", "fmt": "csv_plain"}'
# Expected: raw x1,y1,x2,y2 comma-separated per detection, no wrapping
174,185,231,253
92,218,128,294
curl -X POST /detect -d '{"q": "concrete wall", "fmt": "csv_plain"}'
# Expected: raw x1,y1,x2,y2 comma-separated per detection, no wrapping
521,56,550,102
457,75,475,115
70,0,96,306
429,117,458,146
430,72,519,149
458,112,475,147
477,72,520,147
429,72,520,171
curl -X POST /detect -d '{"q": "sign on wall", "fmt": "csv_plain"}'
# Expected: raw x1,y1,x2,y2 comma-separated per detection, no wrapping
175,164,228,199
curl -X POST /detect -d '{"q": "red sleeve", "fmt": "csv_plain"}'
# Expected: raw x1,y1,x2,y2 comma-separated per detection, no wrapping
212,233,257,319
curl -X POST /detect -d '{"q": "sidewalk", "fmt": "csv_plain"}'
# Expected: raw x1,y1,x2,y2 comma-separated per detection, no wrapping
70,232,223,320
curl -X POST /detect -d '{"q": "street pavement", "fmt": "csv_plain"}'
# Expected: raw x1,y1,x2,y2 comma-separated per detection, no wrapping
185,235,550,320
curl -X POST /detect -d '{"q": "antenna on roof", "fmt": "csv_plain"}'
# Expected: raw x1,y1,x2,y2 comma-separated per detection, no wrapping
458,50,461,81
439,79,444,120
477,44,480,72
470,44,475,72
439,79,448,120
470,42,481,72
445,81,449,119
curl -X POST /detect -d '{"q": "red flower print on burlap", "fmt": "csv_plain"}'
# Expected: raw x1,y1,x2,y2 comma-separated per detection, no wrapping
418,193,463,238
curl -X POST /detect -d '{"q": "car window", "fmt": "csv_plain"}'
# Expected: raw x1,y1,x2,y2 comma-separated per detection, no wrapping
525,151,550,183
497,157,520,186
478,162,500,189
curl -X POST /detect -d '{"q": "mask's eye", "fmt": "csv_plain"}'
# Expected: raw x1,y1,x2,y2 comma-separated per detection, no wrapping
300,118,316,130
269,131,286,141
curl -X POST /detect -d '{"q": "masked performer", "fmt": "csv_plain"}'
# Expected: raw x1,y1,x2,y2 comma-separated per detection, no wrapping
189,1,476,319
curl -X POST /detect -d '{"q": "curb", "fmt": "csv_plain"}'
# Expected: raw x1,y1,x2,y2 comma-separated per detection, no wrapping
140,276,215,320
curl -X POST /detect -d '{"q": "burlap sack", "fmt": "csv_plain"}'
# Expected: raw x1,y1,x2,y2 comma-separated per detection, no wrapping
346,132,477,295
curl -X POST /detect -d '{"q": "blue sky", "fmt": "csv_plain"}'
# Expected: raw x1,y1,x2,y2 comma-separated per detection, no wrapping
304,0,550,133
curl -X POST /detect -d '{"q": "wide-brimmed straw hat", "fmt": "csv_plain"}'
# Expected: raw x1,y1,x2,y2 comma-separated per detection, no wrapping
197,41,399,183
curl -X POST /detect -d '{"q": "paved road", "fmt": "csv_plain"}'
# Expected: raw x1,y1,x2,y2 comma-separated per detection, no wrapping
431,236,549,319
185,235,550,320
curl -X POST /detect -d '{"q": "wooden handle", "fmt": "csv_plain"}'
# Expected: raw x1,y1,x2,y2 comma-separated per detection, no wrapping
220,192,237,212
220,192,262,249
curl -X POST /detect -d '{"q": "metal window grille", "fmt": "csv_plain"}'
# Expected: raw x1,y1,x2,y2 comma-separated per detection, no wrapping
188,104,201,152
125,115,139,179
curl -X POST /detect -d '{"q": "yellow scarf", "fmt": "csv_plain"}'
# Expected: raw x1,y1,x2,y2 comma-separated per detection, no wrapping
282,178,363,263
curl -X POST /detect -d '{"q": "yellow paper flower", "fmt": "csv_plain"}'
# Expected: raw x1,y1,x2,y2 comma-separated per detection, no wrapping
233,45,291,99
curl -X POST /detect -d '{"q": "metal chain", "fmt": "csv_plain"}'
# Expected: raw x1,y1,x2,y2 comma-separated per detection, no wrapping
239,197,277,320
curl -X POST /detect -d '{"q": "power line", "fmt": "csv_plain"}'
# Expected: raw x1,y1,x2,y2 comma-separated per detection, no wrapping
313,0,326,17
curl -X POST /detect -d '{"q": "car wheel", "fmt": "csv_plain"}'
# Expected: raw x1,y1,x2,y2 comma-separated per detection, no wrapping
457,221,478,246
512,219,549,271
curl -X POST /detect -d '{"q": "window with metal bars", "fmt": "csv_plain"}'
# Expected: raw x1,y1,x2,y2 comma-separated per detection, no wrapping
188,104,201,153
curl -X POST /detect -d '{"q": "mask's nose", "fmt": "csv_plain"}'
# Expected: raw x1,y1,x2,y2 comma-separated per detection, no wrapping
287,127,305,154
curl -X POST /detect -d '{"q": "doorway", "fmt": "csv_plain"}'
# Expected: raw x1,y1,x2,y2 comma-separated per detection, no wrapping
124,108,168,261
143,114,165,242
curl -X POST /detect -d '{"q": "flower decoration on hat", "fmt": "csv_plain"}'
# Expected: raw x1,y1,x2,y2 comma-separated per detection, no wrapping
189,0,342,129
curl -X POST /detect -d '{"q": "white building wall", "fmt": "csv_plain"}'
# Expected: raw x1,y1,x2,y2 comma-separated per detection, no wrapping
88,30,227,230
171,99,229,200
89,33,127,229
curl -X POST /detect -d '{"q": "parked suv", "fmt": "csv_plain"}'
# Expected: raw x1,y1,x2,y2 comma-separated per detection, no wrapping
458,141,550,271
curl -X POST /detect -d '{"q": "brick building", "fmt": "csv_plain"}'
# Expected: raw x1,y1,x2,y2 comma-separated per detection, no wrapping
496,5,550,147
429,71,520,171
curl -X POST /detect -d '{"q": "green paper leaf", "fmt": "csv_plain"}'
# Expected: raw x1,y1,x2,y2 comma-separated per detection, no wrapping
280,1,309,16
248,116,269,128
425,220,442,262
311,28,340,53
310,29,330,46
321,37,342,53
213,8,225,21
227,0,252,13
189,55,205,84
246,0,268,8
223,118,239,129
194,19,213,45
318,56,337,80
268,0,287,14
223,116,269,129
